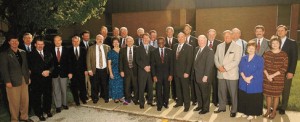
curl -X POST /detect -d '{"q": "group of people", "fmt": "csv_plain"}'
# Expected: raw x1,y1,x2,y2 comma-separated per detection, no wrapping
0,24,298,122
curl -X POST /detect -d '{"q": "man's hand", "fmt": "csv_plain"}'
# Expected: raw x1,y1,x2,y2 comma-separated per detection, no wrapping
168,76,173,81
202,76,208,82
29,79,31,84
110,74,114,79
6,82,12,88
184,73,189,78
120,72,125,77
68,74,73,79
42,70,50,77
153,76,158,82
88,71,93,76
286,73,294,79
84,71,88,76
144,66,151,72
218,66,226,72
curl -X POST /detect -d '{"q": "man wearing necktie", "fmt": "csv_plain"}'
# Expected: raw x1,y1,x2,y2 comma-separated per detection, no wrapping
120,27,128,48
251,25,269,56
19,33,35,54
68,36,88,106
151,37,173,111
134,28,144,46
136,33,155,109
28,37,54,121
172,32,193,112
192,35,214,114
86,34,111,104
51,35,69,113
149,30,158,48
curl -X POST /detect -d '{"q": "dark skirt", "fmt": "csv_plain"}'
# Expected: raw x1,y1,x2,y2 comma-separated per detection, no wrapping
238,89,263,116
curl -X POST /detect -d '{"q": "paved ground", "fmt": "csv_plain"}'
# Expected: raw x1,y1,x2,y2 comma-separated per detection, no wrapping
26,99,300,122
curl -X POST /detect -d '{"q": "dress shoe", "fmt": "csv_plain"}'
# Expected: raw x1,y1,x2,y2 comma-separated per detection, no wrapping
38,115,46,121
83,101,87,104
140,105,144,109
183,108,189,112
199,110,209,114
62,105,69,109
193,107,202,111
192,102,197,106
173,104,183,108
163,104,169,109
46,112,53,117
157,107,162,111
105,100,109,103
230,113,236,117
147,103,155,106
214,109,226,113
279,109,286,115
56,108,61,113
133,101,139,105
93,100,98,104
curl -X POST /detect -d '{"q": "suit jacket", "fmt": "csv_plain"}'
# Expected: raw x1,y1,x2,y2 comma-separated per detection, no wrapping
80,40,95,50
134,38,143,46
68,46,87,74
186,35,197,47
28,49,54,80
103,36,113,48
251,38,270,56
192,46,214,83
207,39,221,53
51,46,69,78
19,43,35,53
119,46,138,75
214,42,242,80
281,38,298,74
150,40,158,48
172,43,193,77
0,48,30,87
86,44,111,74
136,44,155,77
165,37,178,48
151,47,173,78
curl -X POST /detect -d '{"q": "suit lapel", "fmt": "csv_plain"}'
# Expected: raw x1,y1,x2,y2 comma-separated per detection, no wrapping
8,49,20,64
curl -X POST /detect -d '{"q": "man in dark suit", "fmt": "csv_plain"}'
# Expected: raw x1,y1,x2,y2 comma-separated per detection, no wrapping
192,35,214,114
51,35,69,113
28,37,54,121
136,33,155,109
172,32,193,112
207,29,222,106
120,27,129,48
112,27,120,39
119,36,139,105
80,30,93,98
183,24,197,105
134,28,144,46
277,25,298,115
0,36,32,122
19,33,35,53
151,37,173,111
100,26,113,48
68,36,88,106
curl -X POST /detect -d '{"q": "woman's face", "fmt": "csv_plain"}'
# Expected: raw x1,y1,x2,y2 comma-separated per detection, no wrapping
113,40,119,48
247,45,256,55
271,40,280,50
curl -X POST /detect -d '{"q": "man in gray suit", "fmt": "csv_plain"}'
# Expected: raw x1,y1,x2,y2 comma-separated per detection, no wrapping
251,25,269,56
214,30,242,117
0,36,32,122
192,35,214,114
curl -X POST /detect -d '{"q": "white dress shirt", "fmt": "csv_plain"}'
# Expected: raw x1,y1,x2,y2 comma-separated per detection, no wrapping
127,46,133,61
281,36,287,49
74,46,80,56
186,35,191,43
207,40,214,47
96,44,107,69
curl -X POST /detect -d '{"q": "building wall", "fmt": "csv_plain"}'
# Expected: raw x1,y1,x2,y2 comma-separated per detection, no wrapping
196,6,278,41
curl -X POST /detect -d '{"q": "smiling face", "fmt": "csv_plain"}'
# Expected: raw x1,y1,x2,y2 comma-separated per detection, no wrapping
54,36,62,47
95,35,104,44
82,33,90,41
271,40,280,50
223,32,232,44
247,45,256,55
197,35,207,48
277,27,288,38
255,28,264,39
35,40,45,51
9,38,19,49
177,32,186,44
158,38,165,48
23,34,33,45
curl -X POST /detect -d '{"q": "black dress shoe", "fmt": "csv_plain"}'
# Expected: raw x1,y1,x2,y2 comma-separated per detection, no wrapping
163,104,169,109
157,107,162,111
214,109,226,113
173,104,183,108
140,105,144,109
199,110,209,114
62,105,69,109
279,109,286,115
105,100,109,103
230,113,236,117
193,107,202,111
46,112,53,117
147,103,155,106
133,101,139,105
93,101,98,104
183,108,189,112
192,102,197,106
38,115,46,121
56,108,61,113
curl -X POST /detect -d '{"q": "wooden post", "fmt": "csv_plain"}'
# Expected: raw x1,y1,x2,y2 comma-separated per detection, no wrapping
290,4,299,41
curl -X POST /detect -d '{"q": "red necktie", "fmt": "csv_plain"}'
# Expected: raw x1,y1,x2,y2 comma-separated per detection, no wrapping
161,48,164,63
209,41,213,48
257,39,261,52
57,48,61,62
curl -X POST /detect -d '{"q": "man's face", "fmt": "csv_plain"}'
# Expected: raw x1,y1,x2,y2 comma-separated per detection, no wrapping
166,29,174,37
100,28,108,36
255,28,265,39
120,29,128,37
35,41,45,51
143,35,150,44
183,26,191,35
150,32,157,41
72,38,80,47
82,33,90,41
126,38,134,47
277,27,287,38
158,39,165,48
198,36,207,47
207,31,216,41
96,35,104,44
23,35,33,45
177,33,186,44
137,30,144,37
232,31,240,40
54,37,62,47
9,39,19,49
113,29,119,36
224,33,232,44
